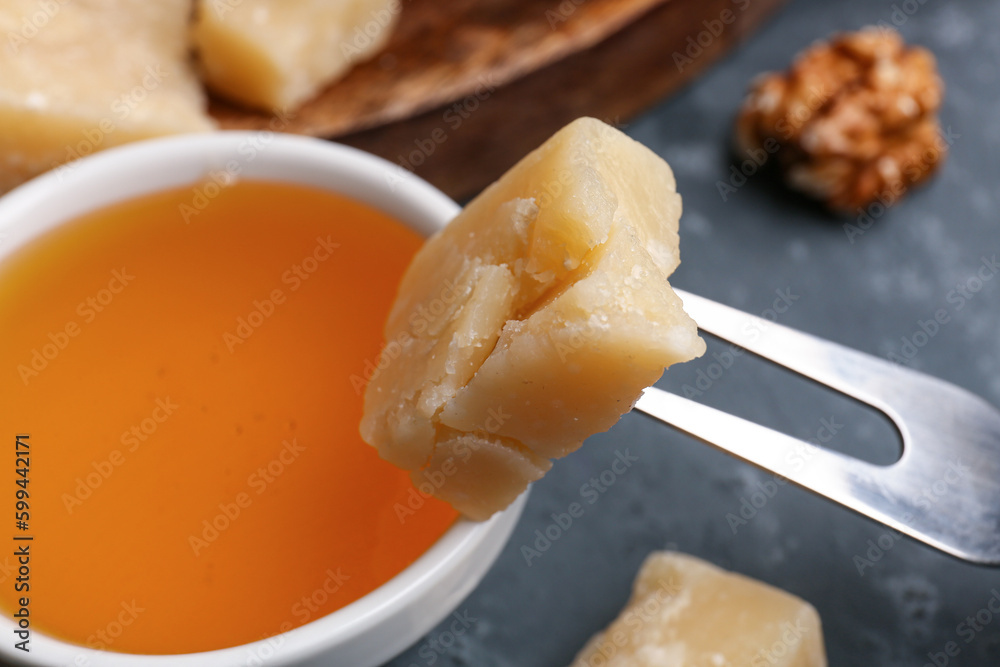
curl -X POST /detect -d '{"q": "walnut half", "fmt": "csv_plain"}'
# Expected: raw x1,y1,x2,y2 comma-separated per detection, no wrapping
735,27,946,213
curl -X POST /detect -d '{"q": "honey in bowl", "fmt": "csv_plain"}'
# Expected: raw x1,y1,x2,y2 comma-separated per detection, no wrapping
0,180,458,654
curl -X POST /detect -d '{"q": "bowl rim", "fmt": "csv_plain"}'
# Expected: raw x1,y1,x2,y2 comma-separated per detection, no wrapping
0,132,528,667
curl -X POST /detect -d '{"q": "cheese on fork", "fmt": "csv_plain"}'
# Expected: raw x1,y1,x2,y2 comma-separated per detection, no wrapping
0,0,214,192
570,552,828,667
193,0,399,112
361,118,705,520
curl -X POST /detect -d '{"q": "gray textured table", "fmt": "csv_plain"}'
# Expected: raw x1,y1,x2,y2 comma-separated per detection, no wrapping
384,0,1000,665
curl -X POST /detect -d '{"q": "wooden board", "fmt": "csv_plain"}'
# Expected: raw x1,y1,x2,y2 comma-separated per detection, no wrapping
214,0,787,199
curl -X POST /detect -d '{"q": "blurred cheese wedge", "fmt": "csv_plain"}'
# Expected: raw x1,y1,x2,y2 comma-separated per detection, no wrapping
360,117,705,520
571,552,828,667
0,0,214,192
193,0,399,112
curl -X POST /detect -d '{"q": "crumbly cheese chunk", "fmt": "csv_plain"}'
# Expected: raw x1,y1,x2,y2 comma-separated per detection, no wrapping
570,552,828,667
193,0,399,112
361,118,705,520
0,0,214,192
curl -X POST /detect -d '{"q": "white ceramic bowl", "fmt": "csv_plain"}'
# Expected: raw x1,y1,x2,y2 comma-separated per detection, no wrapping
0,133,527,667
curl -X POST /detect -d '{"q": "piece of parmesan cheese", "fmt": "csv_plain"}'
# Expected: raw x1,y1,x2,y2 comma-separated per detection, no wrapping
570,552,828,667
193,0,399,112
361,118,705,520
0,0,214,192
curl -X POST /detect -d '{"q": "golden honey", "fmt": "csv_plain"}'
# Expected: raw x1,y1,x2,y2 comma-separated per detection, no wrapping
0,180,457,654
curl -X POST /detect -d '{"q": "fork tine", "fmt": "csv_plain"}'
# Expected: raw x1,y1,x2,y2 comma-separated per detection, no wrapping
637,289,1000,565
674,288,931,412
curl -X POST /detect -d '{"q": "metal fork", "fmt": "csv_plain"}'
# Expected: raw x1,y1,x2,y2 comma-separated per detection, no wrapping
634,289,1000,566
